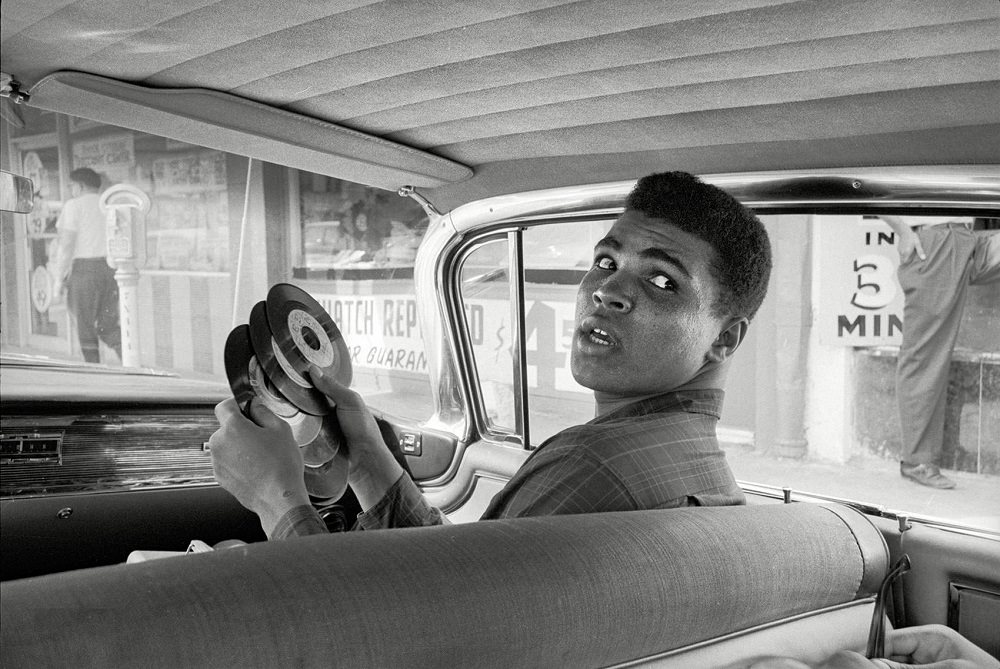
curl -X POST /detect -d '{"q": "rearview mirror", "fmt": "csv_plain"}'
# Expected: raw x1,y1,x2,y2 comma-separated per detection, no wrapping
0,170,34,213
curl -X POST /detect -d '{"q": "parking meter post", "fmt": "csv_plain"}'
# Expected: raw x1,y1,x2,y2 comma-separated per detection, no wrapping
114,251,141,367
99,186,150,368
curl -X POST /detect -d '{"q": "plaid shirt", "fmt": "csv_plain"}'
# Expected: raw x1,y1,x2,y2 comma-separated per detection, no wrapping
481,388,743,518
273,388,742,538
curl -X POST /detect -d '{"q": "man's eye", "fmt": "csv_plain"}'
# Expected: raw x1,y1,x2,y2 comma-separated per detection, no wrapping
594,256,614,270
649,274,674,290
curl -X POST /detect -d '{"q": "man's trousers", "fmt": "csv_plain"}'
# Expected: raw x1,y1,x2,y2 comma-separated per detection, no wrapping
896,225,1000,466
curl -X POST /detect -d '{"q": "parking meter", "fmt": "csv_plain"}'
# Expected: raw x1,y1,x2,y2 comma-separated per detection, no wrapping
99,185,150,367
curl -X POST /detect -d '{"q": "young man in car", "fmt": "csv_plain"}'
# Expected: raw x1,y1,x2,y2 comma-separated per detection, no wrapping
210,171,773,538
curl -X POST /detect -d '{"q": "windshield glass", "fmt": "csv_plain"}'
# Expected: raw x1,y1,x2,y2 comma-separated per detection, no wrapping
0,108,433,420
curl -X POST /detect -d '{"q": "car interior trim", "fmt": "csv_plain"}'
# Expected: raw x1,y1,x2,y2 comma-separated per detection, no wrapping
610,599,876,668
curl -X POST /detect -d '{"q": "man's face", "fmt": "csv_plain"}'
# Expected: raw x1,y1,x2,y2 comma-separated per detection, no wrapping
571,209,728,397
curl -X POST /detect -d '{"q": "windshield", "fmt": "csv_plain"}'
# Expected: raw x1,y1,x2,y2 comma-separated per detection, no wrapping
0,109,433,418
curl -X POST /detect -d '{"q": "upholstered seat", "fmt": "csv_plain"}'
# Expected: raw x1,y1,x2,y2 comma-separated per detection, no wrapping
1,503,888,668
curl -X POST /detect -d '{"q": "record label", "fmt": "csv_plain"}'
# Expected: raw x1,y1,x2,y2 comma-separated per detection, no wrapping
287,308,337,368
271,335,313,388
248,355,299,418
248,300,331,416
266,283,353,389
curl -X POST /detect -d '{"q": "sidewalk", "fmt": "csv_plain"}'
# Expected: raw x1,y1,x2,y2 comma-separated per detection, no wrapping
724,446,1000,532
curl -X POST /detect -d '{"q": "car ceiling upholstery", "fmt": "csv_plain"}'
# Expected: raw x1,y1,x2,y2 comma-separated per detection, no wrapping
2,0,999,211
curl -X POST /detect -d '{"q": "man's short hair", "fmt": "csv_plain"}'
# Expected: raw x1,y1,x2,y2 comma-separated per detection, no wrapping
69,168,102,190
625,171,772,320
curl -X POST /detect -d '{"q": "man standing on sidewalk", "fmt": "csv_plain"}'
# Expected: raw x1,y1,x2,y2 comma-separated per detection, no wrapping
882,215,1000,489
53,167,122,364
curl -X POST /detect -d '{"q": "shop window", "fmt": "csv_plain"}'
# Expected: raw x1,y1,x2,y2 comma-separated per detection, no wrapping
291,172,434,422
293,174,428,278
3,108,238,373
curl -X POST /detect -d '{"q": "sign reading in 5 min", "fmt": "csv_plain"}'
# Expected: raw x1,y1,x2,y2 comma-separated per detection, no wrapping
817,216,904,346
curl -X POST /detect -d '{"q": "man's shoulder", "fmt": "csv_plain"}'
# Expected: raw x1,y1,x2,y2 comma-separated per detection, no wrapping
60,194,99,218
544,403,717,458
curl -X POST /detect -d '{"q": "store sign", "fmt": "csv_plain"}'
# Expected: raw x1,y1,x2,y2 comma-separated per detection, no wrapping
313,292,588,394
152,152,227,191
816,216,904,346
73,134,135,183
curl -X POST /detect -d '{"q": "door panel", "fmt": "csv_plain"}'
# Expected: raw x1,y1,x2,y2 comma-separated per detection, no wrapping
853,515,1000,659
420,440,527,520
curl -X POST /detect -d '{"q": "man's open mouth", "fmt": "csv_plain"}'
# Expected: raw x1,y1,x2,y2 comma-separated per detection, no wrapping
587,327,614,347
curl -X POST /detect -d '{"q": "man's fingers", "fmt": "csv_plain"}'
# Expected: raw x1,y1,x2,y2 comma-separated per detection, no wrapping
214,397,241,423
308,364,363,409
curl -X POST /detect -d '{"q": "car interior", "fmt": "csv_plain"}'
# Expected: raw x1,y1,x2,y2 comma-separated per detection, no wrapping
1,1,999,667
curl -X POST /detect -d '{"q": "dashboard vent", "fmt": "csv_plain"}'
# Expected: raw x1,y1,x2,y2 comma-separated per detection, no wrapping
0,433,63,464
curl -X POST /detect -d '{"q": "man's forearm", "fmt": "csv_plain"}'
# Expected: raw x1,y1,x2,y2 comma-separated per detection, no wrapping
348,437,406,511
53,230,77,282
269,473,447,539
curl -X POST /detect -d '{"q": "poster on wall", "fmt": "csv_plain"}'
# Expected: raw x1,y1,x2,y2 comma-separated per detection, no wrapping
816,216,904,346
72,133,135,184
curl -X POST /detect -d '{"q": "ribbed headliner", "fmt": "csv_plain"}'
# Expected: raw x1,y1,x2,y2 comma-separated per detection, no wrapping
2,0,999,209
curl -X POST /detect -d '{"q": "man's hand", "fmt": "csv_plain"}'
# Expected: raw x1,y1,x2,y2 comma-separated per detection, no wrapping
209,398,310,536
879,624,999,668
744,624,998,669
308,364,404,510
881,216,926,264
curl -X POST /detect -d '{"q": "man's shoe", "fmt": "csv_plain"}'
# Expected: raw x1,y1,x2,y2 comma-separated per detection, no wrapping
900,463,956,489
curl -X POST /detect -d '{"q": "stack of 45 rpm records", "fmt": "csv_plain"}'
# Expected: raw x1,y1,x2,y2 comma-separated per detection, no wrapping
224,283,353,501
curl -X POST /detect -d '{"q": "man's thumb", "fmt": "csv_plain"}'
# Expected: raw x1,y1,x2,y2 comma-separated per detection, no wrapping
247,398,282,428
308,364,354,407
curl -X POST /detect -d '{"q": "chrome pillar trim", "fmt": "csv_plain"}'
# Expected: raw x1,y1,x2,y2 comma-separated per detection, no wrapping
413,210,468,437
508,230,529,448
442,166,1000,237
398,185,442,219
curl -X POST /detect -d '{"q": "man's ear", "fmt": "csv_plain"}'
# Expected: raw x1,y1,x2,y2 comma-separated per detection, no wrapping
706,317,749,364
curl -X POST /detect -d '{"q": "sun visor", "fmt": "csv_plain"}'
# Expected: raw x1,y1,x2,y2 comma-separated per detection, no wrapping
27,71,472,190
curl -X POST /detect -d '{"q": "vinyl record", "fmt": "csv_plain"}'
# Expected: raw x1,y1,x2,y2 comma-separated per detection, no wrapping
224,321,347,502
224,324,324,442
302,416,349,501
266,283,353,390
248,300,332,416
223,325,256,416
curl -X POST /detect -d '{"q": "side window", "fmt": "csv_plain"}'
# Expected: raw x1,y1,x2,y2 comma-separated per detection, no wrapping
459,220,610,446
462,222,610,447
521,221,609,444
722,213,999,533
460,237,515,432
